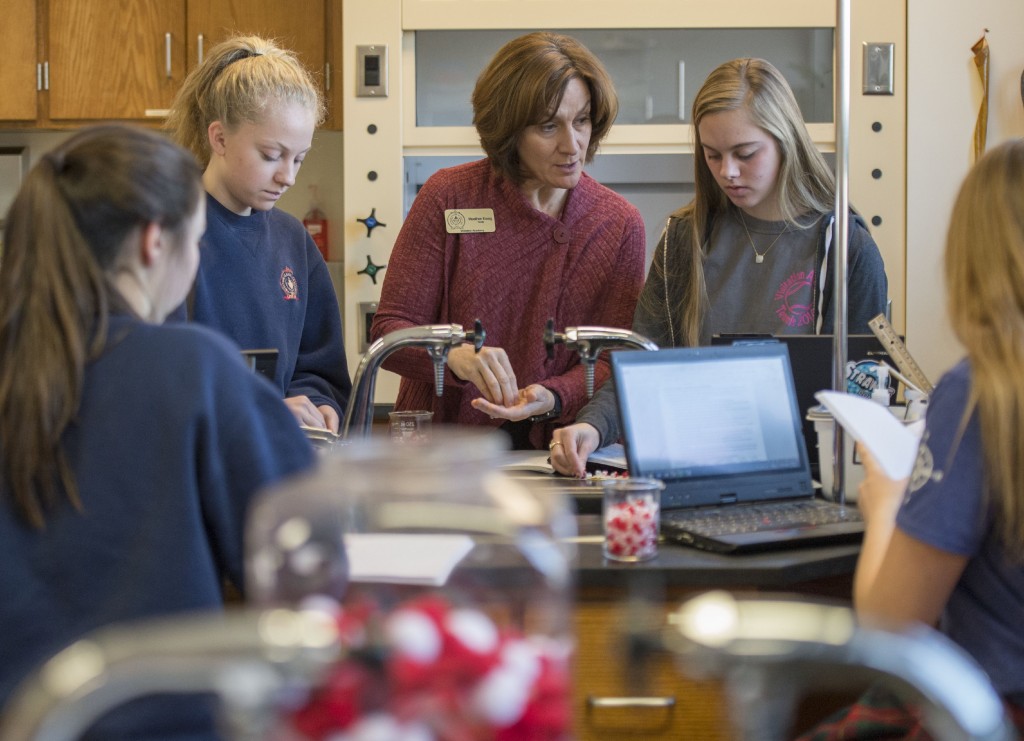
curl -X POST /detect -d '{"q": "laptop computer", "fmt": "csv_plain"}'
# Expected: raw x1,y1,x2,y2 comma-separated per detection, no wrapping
611,343,863,553
240,348,279,382
711,334,896,478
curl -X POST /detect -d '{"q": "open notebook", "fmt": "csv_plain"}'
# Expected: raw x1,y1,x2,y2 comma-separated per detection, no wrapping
611,343,863,553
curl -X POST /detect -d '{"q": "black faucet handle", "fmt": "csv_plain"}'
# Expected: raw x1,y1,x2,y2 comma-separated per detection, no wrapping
544,318,560,360
462,318,486,353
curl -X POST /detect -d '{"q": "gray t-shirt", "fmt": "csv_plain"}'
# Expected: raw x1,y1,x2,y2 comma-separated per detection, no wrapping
705,212,822,335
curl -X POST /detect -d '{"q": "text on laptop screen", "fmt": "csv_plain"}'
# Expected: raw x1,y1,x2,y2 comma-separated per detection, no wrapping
616,352,804,480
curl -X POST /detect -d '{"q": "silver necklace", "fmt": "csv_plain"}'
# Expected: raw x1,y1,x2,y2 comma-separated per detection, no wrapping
738,211,787,264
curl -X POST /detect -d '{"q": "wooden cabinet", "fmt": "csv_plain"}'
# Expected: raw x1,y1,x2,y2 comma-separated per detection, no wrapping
573,589,731,741
0,0,40,121
2,0,341,129
186,1,323,80
47,0,185,121
572,590,862,740
185,0,342,128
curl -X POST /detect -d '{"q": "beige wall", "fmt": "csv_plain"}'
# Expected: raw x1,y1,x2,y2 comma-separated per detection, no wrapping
905,1,1024,381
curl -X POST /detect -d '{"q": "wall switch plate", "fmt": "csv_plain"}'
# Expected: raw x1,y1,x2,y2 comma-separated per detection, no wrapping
357,301,379,353
863,42,894,95
356,45,388,97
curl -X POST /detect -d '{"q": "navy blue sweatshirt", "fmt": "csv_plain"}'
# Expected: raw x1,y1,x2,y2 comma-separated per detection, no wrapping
0,316,315,739
186,194,351,416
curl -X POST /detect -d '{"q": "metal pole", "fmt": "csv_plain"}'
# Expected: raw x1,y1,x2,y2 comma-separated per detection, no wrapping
831,0,851,505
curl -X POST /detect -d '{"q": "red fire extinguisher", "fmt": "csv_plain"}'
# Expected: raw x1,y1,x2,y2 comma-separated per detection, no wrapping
303,185,330,261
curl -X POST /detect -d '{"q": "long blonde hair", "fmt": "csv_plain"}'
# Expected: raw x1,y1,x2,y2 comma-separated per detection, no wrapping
165,35,324,168
945,138,1024,558
669,58,835,346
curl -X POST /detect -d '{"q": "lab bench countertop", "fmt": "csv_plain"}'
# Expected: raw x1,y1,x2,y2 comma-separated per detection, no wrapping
502,466,860,591
569,513,859,589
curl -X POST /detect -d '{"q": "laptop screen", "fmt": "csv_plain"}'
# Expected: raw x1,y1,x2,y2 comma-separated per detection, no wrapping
710,334,897,477
612,344,814,509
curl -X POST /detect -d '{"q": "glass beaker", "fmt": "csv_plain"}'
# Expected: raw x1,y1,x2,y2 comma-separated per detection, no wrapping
602,477,663,562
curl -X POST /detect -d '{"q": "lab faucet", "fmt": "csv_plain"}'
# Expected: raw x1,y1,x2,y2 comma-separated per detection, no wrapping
543,319,659,398
632,591,1017,741
341,320,486,439
0,608,342,741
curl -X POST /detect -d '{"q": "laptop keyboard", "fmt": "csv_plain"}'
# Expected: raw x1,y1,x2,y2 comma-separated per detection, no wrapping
663,499,862,537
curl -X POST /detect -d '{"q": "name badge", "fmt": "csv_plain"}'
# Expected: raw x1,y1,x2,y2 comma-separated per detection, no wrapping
445,208,496,234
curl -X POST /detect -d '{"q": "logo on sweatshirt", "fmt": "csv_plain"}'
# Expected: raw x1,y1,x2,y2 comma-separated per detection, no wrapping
280,266,299,301
774,270,814,327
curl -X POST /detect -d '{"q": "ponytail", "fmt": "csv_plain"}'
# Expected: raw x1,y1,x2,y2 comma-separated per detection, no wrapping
166,35,324,168
0,125,202,527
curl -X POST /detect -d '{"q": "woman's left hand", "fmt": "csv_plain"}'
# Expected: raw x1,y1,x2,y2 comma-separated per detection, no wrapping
471,384,554,422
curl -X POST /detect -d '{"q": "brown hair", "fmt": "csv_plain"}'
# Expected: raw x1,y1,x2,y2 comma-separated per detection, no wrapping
0,125,203,527
660,58,835,346
945,138,1024,559
472,32,618,183
165,35,324,168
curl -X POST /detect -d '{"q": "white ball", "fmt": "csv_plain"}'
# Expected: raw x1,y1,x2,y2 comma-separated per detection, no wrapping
473,666,529,727
499,639,541,685
385,609,442,663
444,608,498,654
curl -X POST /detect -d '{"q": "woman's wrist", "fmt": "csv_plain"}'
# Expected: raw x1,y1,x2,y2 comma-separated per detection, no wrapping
527,388,562,423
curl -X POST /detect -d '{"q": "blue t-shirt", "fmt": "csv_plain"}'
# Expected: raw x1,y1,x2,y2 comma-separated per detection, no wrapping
185,194,351,416
897,359,1024,701
0,315,316,738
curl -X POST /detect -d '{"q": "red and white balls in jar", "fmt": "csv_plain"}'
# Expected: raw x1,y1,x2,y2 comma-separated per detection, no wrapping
602,478,663,562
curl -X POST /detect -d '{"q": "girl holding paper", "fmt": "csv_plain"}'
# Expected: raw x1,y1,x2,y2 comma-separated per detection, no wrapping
802,139,1024,737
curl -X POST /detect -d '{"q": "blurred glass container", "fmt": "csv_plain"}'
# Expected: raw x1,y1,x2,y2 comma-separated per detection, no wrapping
245,428,577,740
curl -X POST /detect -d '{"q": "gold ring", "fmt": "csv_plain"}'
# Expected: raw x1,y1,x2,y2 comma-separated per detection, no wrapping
549,440,563,449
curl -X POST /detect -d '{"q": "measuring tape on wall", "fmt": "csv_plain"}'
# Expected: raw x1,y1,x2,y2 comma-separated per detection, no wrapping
867,313,934,394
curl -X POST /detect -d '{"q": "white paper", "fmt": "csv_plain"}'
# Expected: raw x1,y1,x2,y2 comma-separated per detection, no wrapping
815,391,923,479
345,533,475,586
499,450,554,474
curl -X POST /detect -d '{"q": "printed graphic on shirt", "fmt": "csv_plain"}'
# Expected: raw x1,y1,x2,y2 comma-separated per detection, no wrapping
280,266,299,301
774,270,815,327
906,428,942,497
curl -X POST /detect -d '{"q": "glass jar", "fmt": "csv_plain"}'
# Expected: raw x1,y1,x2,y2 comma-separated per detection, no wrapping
245,428,576,740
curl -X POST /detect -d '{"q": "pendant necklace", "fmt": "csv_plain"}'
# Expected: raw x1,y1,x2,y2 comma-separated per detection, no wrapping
739,211,787,264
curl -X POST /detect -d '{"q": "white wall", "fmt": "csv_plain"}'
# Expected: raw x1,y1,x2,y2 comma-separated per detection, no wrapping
906,1,1024,382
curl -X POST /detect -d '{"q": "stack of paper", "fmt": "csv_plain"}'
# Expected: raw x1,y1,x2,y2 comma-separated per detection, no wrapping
815,391,924,479
345,533,475,586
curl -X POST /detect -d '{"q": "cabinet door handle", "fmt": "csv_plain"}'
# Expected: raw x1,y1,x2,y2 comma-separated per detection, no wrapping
43,61,49,91
197,34,204,66
165,32,172,78
587,696,676,709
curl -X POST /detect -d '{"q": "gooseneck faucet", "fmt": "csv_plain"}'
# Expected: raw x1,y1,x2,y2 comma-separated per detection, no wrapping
651,591,1017,741
341,320,486,439
0,608,342,741
543,319,659,398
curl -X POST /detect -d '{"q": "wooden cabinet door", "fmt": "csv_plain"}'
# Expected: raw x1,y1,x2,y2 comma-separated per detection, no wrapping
0,0,39,121
47,0,186,120
186,0,325,80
